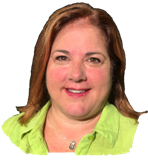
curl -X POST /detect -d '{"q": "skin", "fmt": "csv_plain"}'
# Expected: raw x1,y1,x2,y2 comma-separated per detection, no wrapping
44,19,112,152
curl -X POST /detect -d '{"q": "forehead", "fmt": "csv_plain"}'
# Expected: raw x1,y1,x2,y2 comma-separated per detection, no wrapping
52,19,107,50
57,19,105,40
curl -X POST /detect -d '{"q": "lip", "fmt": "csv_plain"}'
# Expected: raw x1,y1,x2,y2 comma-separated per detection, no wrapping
65,88,91,98
66,88,90,90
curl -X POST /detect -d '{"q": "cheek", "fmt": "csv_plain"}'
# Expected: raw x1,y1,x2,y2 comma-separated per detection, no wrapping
46,66,67,86
87,68,111,86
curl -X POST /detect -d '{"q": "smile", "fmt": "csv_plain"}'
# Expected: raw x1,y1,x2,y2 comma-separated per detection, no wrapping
65,88,91,98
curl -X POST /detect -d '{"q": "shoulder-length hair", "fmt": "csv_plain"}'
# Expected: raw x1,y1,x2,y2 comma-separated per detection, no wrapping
17,2,147,125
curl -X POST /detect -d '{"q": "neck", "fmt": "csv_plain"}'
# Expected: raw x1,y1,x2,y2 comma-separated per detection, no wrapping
46,106,102,141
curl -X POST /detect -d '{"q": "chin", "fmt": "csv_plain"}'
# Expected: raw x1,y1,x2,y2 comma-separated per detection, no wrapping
64,104,91,118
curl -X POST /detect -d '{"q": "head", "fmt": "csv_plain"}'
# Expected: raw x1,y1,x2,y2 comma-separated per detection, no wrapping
18,2,143,124
46,18,112,119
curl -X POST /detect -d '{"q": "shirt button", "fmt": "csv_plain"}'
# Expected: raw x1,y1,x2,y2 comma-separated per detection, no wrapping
88,136,94,140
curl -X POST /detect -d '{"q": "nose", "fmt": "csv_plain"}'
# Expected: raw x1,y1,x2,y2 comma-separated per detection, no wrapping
68,62,87,82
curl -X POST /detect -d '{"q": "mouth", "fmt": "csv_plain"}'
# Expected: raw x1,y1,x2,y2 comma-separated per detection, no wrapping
66,89,90,93
65,88,91,98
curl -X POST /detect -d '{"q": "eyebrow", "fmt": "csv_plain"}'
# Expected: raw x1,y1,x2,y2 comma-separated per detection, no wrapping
52,50,106,59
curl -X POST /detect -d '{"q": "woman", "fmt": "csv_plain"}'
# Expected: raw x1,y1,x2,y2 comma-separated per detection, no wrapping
2,2,147,155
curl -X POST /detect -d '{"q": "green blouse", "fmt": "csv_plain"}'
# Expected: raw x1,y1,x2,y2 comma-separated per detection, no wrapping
1,101,148,156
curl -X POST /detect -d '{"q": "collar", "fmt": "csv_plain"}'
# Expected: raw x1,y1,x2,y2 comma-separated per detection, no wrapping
94,102,119,147
20,101,50,140
20,101,119,148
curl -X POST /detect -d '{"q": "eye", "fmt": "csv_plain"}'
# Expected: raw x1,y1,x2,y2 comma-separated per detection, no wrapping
88,57,101,63
56,56,67,61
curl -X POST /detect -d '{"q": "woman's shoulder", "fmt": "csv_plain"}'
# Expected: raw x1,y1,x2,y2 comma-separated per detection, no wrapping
1,112,24,134
1,112,27,153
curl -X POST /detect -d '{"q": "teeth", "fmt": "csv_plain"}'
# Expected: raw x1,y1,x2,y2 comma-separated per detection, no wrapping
68,89,87,93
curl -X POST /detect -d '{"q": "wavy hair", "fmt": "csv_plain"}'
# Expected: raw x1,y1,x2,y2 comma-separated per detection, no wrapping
17,2,147,125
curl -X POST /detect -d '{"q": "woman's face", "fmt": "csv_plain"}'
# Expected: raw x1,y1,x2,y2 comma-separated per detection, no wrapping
46,21,112,120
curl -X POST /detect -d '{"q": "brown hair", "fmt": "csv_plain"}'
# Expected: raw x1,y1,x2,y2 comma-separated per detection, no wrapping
17,2,147,125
